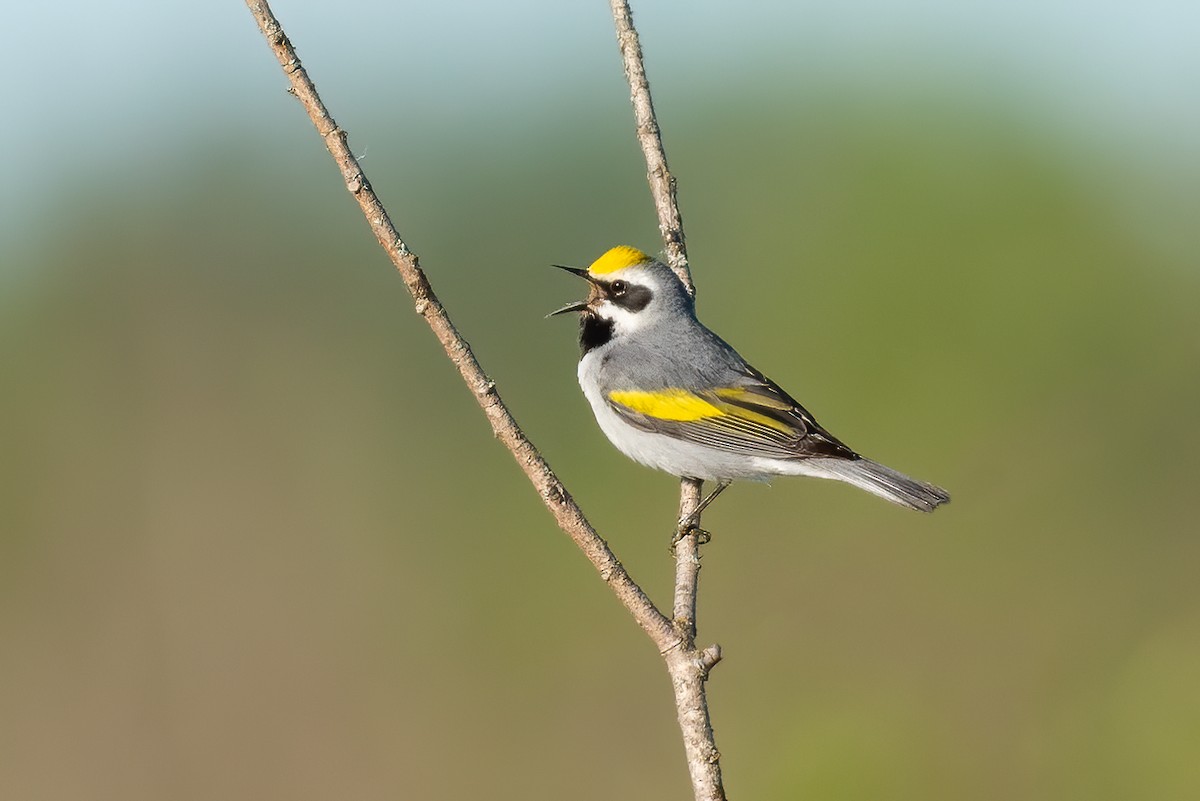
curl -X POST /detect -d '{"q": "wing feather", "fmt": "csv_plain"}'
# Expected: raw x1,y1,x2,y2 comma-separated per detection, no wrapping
606,372,855,461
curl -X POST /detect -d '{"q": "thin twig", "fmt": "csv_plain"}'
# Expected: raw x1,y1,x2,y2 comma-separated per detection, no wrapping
244,0,680,654
610,3,728,800
609,0,692,296
672,477,704,638
668,479,727,801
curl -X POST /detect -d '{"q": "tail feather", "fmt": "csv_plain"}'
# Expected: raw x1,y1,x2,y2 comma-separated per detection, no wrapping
815,457,950,512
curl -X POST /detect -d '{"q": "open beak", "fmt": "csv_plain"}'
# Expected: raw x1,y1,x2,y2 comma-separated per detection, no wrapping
547,299,590,317
547,264,596,317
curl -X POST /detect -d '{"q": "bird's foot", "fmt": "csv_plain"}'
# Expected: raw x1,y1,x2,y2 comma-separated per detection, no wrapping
669,519,711,554
668,480,731,554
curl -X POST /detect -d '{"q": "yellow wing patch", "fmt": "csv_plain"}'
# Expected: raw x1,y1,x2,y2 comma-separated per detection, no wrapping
608,389,723,421
588,246,650,276
608,387,797,434
607,382,855,459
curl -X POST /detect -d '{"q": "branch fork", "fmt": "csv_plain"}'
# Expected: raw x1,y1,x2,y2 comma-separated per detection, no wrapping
246,1,727,798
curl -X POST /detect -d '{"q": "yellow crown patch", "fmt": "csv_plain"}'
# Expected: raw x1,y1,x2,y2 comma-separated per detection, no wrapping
588,246,650,275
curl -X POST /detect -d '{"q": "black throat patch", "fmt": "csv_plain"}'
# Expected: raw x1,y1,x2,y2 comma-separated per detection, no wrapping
579,312,614,354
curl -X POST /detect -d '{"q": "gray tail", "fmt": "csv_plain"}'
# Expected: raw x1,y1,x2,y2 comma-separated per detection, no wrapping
817,457,950,512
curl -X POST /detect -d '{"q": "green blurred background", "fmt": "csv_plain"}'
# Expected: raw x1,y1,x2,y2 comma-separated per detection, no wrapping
3,2,1199,799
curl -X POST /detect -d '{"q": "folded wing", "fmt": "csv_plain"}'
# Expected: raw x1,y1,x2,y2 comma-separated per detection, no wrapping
606,371,856,461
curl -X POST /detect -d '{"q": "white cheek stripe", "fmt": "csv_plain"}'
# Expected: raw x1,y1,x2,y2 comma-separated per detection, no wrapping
596,301,646,334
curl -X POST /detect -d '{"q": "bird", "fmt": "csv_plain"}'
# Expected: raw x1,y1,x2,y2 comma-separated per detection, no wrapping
549,245,949,524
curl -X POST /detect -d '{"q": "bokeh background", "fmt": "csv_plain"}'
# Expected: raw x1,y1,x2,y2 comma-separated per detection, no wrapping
3,1,1199,799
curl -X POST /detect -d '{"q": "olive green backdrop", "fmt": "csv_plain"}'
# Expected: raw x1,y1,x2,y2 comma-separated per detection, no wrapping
3,2,1199,799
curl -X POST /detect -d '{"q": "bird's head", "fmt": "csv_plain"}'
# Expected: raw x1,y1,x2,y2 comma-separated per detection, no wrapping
549,246,691,336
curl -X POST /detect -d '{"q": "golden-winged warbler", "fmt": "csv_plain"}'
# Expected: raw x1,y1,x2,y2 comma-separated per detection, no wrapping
550,246,949,514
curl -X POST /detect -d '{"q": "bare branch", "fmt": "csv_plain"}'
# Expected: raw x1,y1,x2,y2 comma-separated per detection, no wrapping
243,0,679,654
666,649,727,801
668,481,727,800
609,0,693,296
610,4,728,800
672,477,704,638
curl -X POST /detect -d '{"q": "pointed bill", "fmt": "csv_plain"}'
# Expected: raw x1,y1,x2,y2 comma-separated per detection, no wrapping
553,264,592,279
547,299,591,317
548,263,598,317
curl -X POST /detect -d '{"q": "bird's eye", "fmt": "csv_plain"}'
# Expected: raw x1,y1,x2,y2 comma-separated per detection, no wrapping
610,280,627,296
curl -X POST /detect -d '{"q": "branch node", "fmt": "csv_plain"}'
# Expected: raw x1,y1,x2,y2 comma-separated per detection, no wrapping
699,643,723,674
599,560,626,583
540,482,567,505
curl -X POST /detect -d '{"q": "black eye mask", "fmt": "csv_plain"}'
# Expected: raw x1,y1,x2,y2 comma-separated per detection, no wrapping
607,283,652,312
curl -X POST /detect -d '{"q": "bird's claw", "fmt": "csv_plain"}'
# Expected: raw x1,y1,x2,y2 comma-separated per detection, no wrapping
669,521,711,554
